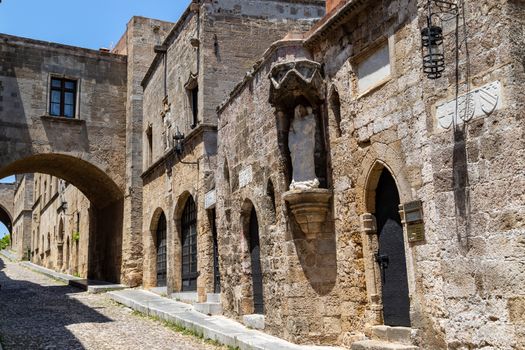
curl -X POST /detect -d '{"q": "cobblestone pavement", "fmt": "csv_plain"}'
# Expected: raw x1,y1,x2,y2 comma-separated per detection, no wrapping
0,257,223,350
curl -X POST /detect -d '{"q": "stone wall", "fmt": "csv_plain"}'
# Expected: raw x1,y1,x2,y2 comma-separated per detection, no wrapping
11,174,32,259
216,0,525,348
114,16,173,287
0,181,14,233
30,174,90,277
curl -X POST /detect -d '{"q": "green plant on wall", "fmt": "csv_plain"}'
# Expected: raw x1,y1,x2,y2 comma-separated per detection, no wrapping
0,235,10,250
72,231,80,242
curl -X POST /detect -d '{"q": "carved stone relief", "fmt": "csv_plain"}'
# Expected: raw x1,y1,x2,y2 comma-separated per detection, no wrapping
436,81,503,129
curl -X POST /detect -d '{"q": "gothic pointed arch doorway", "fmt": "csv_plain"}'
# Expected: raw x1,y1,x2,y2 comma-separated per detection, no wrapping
248,207,264,314
375,168,410,327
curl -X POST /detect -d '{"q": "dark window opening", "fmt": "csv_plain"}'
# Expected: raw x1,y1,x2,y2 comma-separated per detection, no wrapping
146,127,153,166
209,209,221,293
181,197,198,291
50,78,77,118
190,86,199,129
330,89,342,137
248,207,264,314
156,213,167,287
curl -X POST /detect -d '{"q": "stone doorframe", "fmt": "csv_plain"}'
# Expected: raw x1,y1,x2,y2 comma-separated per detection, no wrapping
356,143,417,327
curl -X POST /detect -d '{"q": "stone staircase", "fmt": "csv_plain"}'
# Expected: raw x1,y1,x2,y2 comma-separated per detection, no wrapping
351,326,419,350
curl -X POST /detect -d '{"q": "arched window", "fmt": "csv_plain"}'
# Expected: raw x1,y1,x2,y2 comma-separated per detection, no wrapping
181,197,198,291
156,213,167,287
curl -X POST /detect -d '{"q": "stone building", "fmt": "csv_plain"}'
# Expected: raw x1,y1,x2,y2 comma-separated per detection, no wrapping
215,0,525,348
140,0,324,306
0,0,523,349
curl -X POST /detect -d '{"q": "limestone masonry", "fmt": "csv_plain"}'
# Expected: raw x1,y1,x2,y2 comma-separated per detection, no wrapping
0,0,524,349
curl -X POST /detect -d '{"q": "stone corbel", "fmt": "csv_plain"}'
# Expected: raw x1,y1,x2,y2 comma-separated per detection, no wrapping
268,59,325,108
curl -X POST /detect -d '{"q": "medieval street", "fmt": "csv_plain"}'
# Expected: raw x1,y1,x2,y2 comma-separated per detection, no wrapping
1,0,524,349
0,256,222,350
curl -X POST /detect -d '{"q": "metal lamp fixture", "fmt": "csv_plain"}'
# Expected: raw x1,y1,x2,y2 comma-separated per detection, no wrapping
421,0,458,79
173,127,185,155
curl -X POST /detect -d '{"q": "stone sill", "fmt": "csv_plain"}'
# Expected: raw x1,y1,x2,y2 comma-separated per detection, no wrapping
41,115,85,125
356,76,392,100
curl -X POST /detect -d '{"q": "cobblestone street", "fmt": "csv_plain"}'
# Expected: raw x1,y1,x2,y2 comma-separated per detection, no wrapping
0,257,223,350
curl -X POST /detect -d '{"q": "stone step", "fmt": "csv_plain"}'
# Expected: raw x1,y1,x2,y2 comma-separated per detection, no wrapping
170,291,198,304
194,302,223,316
370,326,414,345
351,340,418,350
149,286,168,297
207,292,221,303
243,314,265,330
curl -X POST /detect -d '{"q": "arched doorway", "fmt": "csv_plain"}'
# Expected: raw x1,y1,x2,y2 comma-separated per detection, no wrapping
181,197,198,292
155,213,167,287
248,207,264,314
375,169,410,326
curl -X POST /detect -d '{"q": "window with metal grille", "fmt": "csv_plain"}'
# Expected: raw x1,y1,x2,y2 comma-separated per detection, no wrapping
49,78,77,118
156,213,167,287
181,197,198,291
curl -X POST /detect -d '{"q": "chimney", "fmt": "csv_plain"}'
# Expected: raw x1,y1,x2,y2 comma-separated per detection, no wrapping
326,0,346,13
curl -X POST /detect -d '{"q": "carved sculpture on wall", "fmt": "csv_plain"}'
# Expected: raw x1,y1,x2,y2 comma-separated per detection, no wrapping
268,56,332,239
163,109,172,151
288,104,319,190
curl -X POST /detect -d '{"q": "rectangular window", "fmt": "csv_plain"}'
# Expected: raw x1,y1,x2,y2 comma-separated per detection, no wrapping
146,125,153,166
49,77,77,118
356,43,391,94
190,86,198,128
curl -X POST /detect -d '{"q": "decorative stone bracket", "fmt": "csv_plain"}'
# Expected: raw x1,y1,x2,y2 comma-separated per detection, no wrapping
283,189,332,239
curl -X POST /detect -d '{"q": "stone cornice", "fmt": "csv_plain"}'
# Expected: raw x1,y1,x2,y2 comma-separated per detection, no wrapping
141,123,216,181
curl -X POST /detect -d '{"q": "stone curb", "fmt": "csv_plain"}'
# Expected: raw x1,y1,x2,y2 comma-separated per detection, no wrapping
18,261,127,293
109,289,344,350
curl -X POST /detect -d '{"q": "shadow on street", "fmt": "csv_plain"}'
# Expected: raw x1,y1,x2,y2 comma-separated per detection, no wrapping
0,257,111,350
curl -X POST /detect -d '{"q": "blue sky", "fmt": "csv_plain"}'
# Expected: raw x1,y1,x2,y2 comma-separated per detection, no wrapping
0,0,190,50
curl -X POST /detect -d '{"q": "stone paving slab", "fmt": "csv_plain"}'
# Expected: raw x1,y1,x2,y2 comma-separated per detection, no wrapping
18,261,127,293
108,289,345,350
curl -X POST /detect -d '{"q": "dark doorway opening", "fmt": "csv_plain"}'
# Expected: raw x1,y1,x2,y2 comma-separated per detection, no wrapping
248,208,264,314
156,213,167,287
375,169,410,327
181,197,198,291
209,209,221,293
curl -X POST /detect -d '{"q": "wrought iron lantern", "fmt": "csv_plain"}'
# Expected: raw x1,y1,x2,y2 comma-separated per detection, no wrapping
421,0,458,79
173,127,185,155
421,24,445,79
